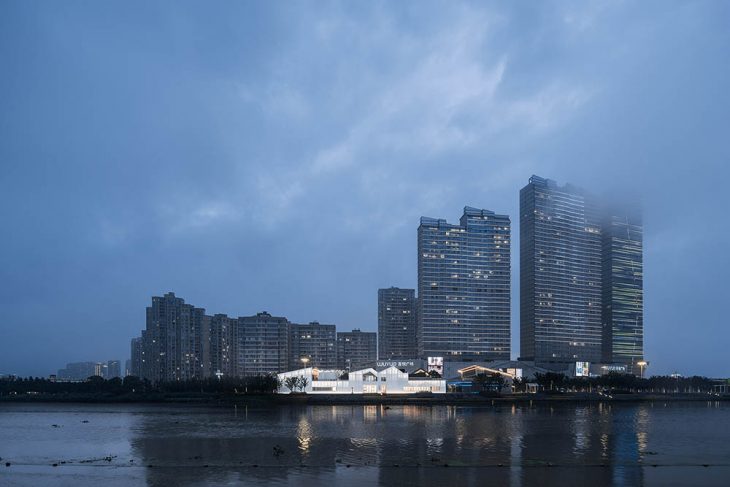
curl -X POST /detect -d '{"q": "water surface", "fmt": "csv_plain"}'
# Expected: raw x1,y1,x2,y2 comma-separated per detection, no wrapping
1,401,728,486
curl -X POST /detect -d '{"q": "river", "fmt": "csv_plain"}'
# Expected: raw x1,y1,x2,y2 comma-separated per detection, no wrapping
1,401,728,486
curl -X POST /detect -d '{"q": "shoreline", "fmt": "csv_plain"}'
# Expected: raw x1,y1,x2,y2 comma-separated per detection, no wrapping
1,392,728,406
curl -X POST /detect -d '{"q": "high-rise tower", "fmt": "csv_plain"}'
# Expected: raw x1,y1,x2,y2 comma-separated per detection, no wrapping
143,292,208,382
601,206,644,373
417,207,511,361
520,176,603,366
378,287,417,360
337,329,377,369
289,321,337,369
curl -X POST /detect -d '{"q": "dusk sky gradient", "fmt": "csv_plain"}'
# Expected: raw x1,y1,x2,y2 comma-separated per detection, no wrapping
1,1,729,377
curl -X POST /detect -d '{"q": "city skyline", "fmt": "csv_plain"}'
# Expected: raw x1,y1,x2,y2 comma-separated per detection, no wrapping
58,175,639,379
0,174,696,377
2,2,730,378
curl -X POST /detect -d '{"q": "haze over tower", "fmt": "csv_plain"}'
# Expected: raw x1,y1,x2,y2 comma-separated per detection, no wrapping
601,204,644,374
520,176,603,367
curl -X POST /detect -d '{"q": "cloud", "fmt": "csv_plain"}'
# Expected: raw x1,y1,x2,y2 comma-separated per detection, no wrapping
238,4,595,229
97,218,133,247
8,0,729,376
238,82,310,120
153,201,241,236
499,82,595,132
562,0,614,32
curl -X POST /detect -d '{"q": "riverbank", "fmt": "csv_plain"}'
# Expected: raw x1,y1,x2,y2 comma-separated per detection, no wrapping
1,391,728,405
272,392,730,405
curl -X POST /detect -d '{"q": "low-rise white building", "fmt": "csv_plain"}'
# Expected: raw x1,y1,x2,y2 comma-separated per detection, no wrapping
277,366,446,394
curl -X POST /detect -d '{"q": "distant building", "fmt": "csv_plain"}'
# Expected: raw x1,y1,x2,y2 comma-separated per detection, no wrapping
601,205,644,374
520,176,603,366
130,336,144,377
418,207,511,361
106,360,121,379
337,329,377,370
378,287,417,360
289,322,337,370
143,292,208,382
56,360,125,381
95,362,107,378
208,314,239,378
125,359,131,377
57,362,98,381
238,312,290,376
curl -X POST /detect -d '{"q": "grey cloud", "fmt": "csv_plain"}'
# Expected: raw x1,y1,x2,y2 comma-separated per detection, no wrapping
1,0,728,376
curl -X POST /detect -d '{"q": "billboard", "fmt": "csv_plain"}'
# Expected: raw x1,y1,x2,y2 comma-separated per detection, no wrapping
575,361,590,377
427,357,443,376
376,360,417,369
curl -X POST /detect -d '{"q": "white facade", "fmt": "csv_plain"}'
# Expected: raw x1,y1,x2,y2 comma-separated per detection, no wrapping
277,366,446,394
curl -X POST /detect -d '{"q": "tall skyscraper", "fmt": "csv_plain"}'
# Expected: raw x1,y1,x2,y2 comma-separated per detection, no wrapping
337,329,377,369
289,321,337,369
601,206,644,373
520,176,604,366
417,207,511,361
208,314,239,378
238,312,290,376
378,287,417,360
143,292,208,382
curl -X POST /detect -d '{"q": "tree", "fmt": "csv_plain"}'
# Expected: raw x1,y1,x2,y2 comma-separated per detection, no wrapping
473,372,505,392
512,377,526,393
296,376,309,392
534,372,566,391
284,377,298,393
490,373,505,391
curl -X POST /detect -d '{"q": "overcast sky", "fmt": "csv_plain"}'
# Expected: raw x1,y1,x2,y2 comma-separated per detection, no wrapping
1,1,728,377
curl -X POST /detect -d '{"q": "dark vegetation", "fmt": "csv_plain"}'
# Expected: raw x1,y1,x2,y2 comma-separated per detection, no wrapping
515,372,719,393
0,375,278,401
473,372,506,391
0,372,723,403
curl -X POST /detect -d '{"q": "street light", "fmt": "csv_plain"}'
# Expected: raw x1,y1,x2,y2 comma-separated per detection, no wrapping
637,360,648,379
300,357,310,368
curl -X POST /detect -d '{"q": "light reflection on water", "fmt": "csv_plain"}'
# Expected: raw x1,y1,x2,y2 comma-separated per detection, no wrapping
296,415,312,455
1,402,730,486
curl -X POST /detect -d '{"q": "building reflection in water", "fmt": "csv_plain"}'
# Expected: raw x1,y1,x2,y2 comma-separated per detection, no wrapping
129,403,648,487
519,403,644,487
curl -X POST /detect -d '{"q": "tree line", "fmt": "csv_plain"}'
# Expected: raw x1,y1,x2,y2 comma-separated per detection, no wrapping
1,372,722,397
516,372,719,393
0,375,279,396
